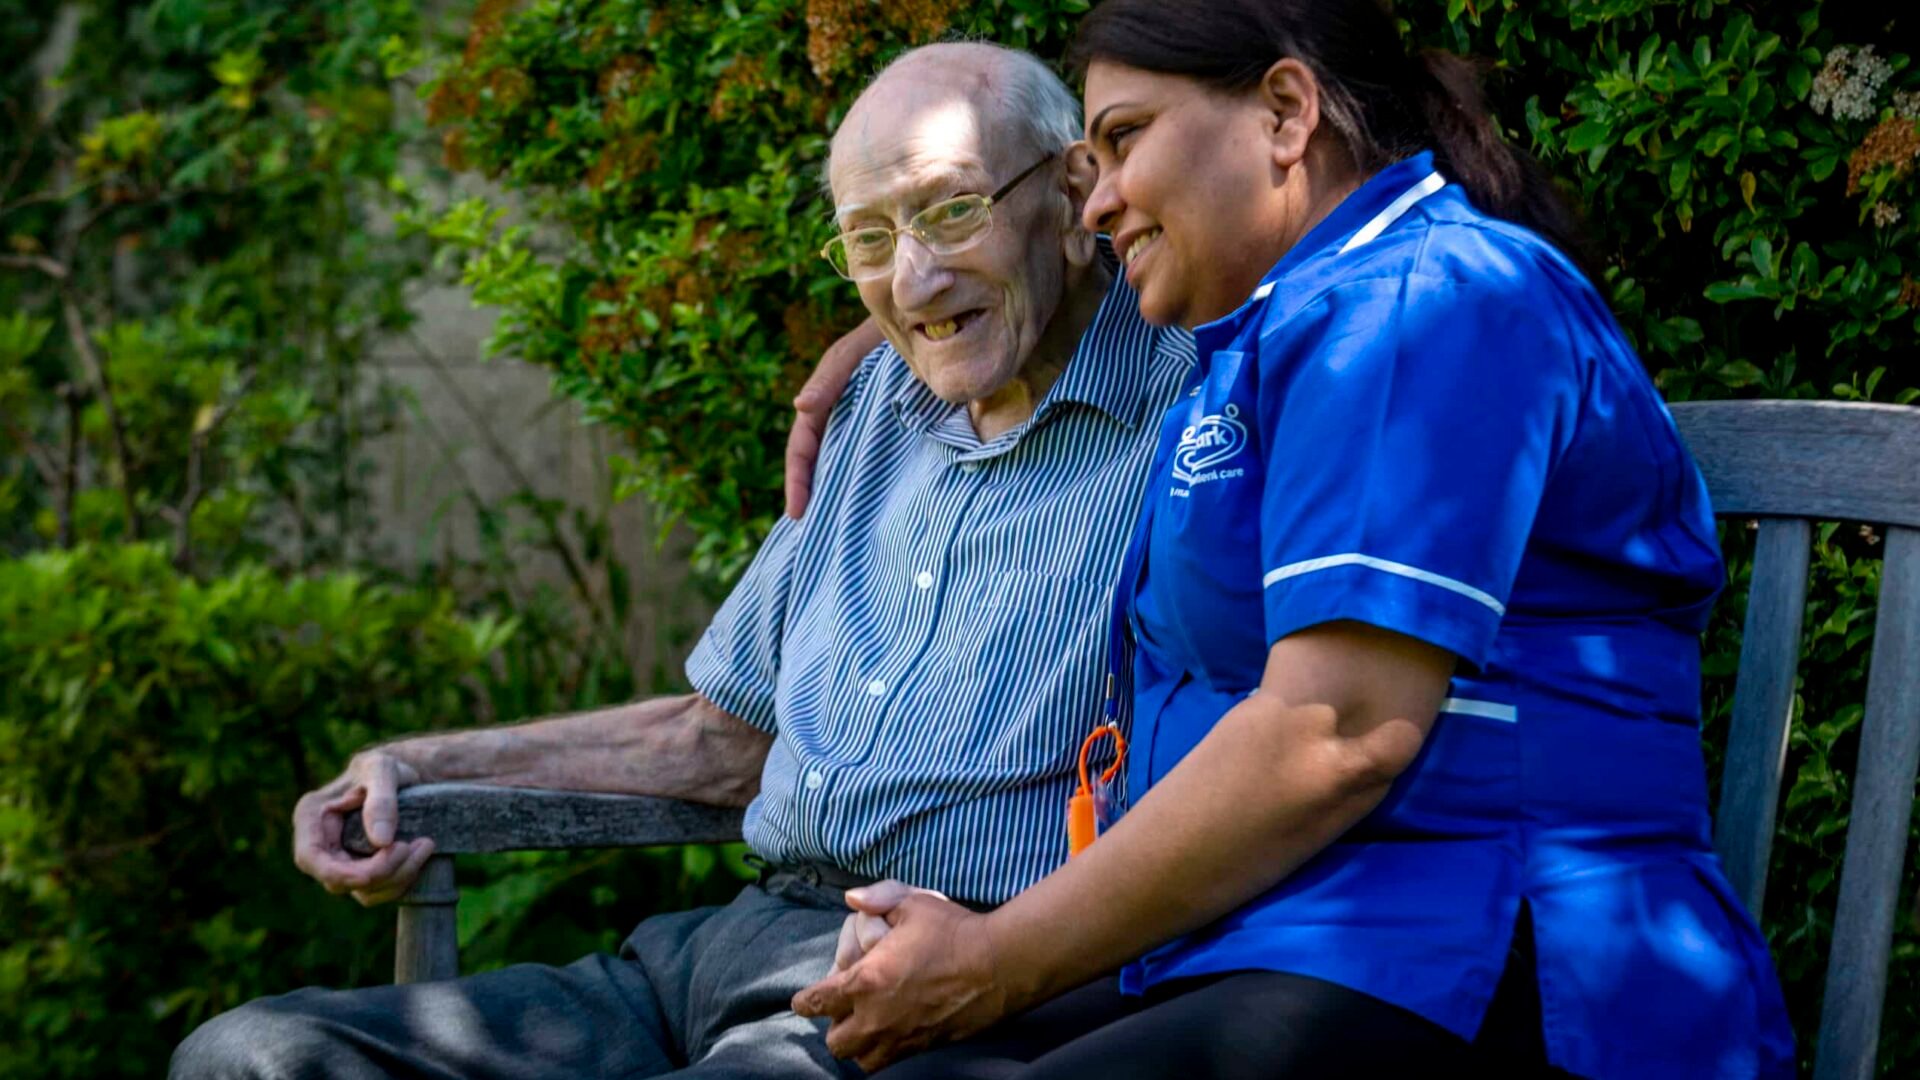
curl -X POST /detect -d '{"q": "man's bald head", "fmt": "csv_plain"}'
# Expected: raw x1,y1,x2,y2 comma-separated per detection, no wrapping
830,42,1080,187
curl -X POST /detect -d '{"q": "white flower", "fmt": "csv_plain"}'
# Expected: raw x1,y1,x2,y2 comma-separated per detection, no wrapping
1894,89,1920,121
1811,45,1893,122
1872,201,1902,228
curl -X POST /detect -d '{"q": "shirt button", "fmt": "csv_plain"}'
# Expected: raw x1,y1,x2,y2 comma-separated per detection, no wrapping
805,769,825,790
915,571,935,590
960,462,980,474
866,678,887,697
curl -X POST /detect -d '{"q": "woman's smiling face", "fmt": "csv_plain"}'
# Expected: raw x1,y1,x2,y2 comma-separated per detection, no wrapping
1082,59,1340,329
1080,62,1276,328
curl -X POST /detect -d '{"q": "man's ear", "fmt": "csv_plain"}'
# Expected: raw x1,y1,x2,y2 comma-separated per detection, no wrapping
1060,140,1099,267
1259,58,1321,172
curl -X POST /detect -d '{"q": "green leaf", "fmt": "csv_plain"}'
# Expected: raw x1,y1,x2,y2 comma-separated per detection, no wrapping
1564,119,1613,153
1704,280,1765,302
1637,35,1663,82
0,311,55,366
1669,156,1693,196
1665,317,1705,344
1790,242,1819,284
681,844,717,879
209,50,262,88
1785,63,1812,102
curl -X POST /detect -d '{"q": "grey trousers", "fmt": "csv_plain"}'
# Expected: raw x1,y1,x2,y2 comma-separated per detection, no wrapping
171,874,863,1079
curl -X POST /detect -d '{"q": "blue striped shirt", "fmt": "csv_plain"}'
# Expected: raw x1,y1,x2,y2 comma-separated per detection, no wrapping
686,269,1192,903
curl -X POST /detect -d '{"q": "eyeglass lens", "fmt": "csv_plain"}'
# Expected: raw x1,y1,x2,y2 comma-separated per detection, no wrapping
825,153,1053,281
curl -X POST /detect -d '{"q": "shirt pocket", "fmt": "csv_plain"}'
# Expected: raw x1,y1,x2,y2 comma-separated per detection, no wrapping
946,570,1111,772
961,570,1110,660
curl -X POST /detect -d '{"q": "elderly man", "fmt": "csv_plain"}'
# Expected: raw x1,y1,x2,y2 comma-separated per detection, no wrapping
172,40,1191,1080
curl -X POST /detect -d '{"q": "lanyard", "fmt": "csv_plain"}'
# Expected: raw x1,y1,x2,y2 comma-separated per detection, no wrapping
1102,392,1188,724
1073,382,1186,858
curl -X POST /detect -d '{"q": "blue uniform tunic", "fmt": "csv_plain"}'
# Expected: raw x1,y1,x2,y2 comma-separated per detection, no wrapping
1114,152,1794,1079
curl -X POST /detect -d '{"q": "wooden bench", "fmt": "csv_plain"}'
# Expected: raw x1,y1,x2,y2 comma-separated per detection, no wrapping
346,399,1920,1080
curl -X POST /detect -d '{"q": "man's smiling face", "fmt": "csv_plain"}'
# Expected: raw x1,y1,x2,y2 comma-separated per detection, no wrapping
828,58,1070,406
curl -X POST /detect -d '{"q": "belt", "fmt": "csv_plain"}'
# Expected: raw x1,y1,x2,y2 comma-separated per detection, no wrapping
749,855,881,893
746,855,999,913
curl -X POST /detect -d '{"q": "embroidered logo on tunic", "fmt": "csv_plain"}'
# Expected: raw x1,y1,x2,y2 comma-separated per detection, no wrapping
1172,404,1249,489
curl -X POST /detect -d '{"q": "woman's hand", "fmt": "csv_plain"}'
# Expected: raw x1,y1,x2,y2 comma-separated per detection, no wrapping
785,317,883,519
830,879,950,972
793,891,1015,1072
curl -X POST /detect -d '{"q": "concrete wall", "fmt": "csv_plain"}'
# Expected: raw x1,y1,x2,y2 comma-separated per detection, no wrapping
349,13,720,693
360,281,716,693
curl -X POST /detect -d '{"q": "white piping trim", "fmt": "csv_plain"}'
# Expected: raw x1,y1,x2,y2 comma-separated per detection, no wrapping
1440,697,1518,723
1262,553,1506,616
1339,171,1446,254
1239,171,1441,307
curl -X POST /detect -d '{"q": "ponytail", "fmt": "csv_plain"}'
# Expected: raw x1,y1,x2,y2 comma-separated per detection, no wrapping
1414,50,1598,279
1069,0,1599,280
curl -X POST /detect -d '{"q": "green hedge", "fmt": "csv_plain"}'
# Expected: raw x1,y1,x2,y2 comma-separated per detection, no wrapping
423,1,1919,1073
0,544,507,1075
0,543,753,1077
0,4,477,1075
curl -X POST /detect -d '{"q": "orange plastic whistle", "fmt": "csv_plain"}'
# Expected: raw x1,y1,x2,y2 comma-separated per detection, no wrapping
1067,724,1126,857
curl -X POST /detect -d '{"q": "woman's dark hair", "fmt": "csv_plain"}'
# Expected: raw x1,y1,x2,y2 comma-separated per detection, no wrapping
1067,0,1597,278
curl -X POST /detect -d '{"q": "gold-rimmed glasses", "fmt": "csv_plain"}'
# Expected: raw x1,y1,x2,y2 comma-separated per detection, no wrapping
821,153,1056,281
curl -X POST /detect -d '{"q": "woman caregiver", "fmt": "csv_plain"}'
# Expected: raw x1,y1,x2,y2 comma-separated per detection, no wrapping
792,1,1794,1076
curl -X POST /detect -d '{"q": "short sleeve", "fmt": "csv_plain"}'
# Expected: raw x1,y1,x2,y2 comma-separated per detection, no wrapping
684,516,802,734
1255,274,1580,667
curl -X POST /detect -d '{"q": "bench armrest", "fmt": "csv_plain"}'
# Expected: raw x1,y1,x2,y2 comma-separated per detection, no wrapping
341,782,746,855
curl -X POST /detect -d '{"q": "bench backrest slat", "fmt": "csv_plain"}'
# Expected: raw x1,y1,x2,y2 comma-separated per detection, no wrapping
1813,525,1920,1080
1714,517,1812,915
1671,401,1920,1080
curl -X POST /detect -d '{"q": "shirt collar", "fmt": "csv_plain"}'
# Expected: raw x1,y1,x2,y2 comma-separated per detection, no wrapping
1034,241,1153,429
1194,151,1442,347
890,238,1159,452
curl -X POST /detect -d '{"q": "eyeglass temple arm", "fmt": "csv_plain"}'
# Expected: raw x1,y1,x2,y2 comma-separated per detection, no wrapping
987,152,1058,204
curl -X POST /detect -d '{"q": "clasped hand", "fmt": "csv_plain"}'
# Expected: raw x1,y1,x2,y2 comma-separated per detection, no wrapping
793,880,1014,1072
